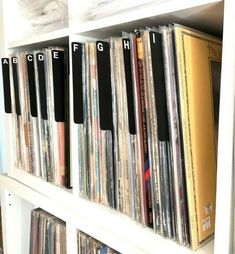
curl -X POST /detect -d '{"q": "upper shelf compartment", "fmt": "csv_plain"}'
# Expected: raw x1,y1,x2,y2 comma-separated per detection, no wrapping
70,0,223,39
2,0,69,49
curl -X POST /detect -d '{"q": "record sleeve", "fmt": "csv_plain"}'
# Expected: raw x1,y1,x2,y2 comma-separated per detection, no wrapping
135,29,153,228
127,32,146,225
25,53,41,177
160,25,189,245
10,57,25,170
44,47,69,187
96,40,115,208
110,37,135,216
34,51,53,181
173,24,222,249
16,53,34,174
121,37,139,220
1,58,13,173
71,42,89,197
29,208,40,254
87,41,115,207
142,27,175,237
87,41,101,204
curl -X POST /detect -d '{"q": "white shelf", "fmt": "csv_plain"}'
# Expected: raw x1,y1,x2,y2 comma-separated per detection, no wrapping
0,174,214,254
8,168,73,204
71,0,223,38
8,27,69,49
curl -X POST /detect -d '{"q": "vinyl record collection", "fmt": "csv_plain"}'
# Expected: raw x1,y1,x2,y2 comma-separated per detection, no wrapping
30,208,66,254
1,47,70,188
77,231,119,254
30,208,120,254
70,24,221,249
1,23,222,250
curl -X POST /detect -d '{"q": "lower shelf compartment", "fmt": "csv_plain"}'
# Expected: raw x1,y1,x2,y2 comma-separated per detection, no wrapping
0,173,213,254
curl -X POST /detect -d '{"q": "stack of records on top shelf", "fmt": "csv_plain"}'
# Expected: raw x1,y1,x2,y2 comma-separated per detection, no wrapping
30,208,66,254
1,47,70,188
77,230,120,253
70,24,222,250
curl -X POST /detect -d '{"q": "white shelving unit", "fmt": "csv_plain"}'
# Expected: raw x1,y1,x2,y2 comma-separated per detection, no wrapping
0,0,234,253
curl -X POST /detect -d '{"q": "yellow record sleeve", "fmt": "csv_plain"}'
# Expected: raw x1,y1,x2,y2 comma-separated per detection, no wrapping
173,24,222,249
